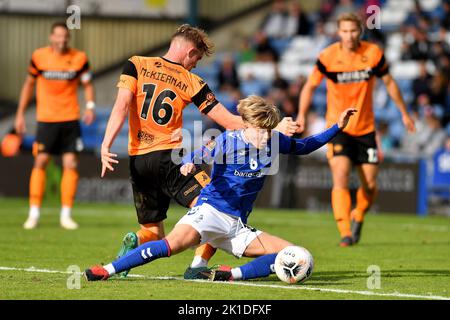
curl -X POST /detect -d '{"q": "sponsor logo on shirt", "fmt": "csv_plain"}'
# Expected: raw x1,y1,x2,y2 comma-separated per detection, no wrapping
42,70,77,80
137,130,155,144
233,169,263,178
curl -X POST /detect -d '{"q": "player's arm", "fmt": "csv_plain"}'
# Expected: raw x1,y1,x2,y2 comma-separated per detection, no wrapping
274,117,298,136
180,134,225,176
296,64,324,134
100,87,133,177
207,106,298,136
81,80,96,125
79,58,96,126
14,75,36,135
283,108,356,155
381,73,416,133
206,103,244,130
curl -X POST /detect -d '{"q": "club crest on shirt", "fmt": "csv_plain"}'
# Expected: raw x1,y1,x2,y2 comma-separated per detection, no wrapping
206,92,216,103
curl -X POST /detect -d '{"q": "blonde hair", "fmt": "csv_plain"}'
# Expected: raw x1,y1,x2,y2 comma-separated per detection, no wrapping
237,95,281,130
172,24,214,56
337,12,364,31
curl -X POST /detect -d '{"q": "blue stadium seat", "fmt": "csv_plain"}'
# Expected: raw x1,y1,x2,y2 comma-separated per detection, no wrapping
215,91,238,114
183,104,203,138
21,134,35,151
396,79,411,92
311,93,327,116
80,120,100,151
240,79,270,97
388,119,405,142
428,148,450,201
385,100,402,121
194,64,219,80
269,38,292,56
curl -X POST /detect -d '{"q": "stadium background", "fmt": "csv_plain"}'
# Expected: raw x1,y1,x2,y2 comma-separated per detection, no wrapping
0,0,449,216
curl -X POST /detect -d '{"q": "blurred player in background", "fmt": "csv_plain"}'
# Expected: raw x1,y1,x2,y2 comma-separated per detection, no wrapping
296,13,416,246
14,22,96,230
85,96,356,282
101,24,298,278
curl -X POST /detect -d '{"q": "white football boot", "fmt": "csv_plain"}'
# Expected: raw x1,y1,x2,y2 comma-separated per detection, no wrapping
60,217,79,230
23,217,39,230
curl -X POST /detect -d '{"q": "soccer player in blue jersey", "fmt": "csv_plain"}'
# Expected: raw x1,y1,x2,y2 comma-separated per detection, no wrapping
85,96,356,281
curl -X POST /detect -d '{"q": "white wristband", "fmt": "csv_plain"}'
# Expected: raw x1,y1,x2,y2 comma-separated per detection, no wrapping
86,101,96,110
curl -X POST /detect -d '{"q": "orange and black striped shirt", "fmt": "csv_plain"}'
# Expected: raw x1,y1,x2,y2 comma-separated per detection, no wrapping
28,46,91,122
117,56,218,156
308,41,389,136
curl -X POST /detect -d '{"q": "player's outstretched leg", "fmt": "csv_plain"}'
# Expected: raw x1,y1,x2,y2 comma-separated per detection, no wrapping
208,254,277,282
115,223,161,278
184,243,217,280
88,223,199,281
85,239,171,281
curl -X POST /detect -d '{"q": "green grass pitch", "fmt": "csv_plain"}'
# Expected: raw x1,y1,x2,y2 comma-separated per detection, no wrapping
0,198,449,300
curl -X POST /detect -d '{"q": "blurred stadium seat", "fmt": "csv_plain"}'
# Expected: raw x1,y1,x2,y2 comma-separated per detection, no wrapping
428,148,450,202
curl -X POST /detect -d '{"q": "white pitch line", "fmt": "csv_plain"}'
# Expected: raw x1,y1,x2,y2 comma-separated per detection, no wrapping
0,266,449,300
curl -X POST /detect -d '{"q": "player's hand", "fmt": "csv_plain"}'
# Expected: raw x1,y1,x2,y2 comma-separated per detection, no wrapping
14,114,26,135
101,145,118,178
82,109,96,126
295,114,306,134
402,114,416,133
180,163,196,176
276,117,298,136
338,108,357,129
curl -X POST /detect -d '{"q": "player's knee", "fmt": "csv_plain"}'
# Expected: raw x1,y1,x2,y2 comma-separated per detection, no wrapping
165,225,199,254
63,163,78,170
333,178,349,189
62,159,78,170
33,162,48,170
331,169,350,187
165,236,191,255
33,155,50,169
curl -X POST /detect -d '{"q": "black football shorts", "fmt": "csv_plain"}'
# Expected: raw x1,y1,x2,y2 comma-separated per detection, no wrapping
34,120,83,155
129,149,211,224
327,131,379,164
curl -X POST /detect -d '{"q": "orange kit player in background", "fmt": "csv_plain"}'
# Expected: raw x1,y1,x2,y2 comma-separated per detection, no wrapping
101,24,298,278
14,22,96,230
297,13,416,246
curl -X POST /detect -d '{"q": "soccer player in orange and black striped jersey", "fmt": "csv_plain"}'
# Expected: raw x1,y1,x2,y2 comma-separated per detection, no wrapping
14,22,96,230
297,13,416,247
101,24,298,278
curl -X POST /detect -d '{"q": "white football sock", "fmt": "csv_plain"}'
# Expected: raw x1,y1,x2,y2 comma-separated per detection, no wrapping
103,263,116,276
29,206,40,220
231,268,243,280
60,206,72,220
190,256,208,268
